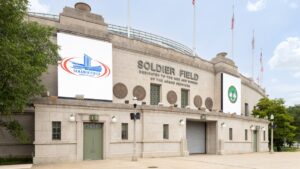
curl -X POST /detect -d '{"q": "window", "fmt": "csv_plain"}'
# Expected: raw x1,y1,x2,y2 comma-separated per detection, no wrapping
245,129,248,141
181,89,189,108
229,128,233,140
121,123,128,140
245,103,249,116
263,131,266,141
52,121,61,140
163,124,169,139
150,84,161,105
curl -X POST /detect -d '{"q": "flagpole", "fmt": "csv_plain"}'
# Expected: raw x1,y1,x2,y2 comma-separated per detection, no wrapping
252,30,255,79
193,1,196,56
127,0,131,38
231,5,235,60
260,48,263,86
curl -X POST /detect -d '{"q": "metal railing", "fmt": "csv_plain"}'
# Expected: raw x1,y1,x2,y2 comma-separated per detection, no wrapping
28,12,59,20
28,12,193,55
108,24,193,55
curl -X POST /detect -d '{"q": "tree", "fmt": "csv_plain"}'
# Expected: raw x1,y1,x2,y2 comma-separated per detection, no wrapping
0,0,59,142
252,98,297,151
287,105,300,144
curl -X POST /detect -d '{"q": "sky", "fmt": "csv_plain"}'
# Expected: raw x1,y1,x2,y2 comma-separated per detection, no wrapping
28,0,300,106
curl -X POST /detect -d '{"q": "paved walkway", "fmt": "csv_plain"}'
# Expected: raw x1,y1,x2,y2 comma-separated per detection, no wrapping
30,152,300,169
0,164,32,169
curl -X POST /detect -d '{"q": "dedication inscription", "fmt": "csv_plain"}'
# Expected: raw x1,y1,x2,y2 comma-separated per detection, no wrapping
137,60,199,88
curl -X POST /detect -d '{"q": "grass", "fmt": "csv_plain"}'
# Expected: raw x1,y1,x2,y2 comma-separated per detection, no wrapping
0,157,32,165
280,147,300,152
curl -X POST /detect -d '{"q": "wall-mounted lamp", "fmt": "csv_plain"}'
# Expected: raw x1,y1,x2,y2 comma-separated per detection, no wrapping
261,127,266,131
221,122,226,128
69,113,76,122
250,125,256,130
75,94,84,100
133,97,138,108
179,119,185,126
111,116,117,123
200,114,206,120
270,114,274,120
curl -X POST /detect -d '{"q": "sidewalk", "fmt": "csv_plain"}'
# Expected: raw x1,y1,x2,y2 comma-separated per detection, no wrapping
31,152,300,169
0,164,32,169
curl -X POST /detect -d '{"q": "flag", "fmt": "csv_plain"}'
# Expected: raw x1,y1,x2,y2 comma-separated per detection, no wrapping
260,50,263,73
192,0,195,5
252,30,255,50
260,50,263,64
231,13,235,30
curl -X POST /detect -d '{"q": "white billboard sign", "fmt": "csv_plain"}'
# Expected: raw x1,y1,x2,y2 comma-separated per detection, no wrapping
57,33,112,100
222,73,241,115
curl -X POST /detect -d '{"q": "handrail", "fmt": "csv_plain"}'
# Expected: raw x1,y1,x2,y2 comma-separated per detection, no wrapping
108,24,193,55
28,12,59,20
27,12,193,56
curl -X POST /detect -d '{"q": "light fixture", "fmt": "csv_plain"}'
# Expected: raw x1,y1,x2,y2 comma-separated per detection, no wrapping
270,114,274,120
75,94,84,100
200,114,206,120
250,125,256,130
261,127,266,131
69,113,76,122
133,97,138,108
179,119,185,126
111,116,117,123
221,122,226,128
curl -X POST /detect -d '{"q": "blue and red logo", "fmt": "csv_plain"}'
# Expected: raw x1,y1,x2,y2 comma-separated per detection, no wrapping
60,54,110,78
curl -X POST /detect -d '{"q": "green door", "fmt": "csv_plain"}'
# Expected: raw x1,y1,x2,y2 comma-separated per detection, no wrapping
253,130,258,152
83,123,103,160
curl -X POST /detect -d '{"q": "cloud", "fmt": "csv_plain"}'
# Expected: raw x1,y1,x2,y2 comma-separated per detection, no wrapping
289,2,298,9
247,0,266,12
269,37,300,77
28,0,50,13
270,78,278,83
267,84,300,106
282,0,298,9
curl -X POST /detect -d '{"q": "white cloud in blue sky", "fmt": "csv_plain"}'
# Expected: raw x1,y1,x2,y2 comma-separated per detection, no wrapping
247,0,266,12
289,2,298,9
282,0,299,9
269,37,300,78
28,0,50,13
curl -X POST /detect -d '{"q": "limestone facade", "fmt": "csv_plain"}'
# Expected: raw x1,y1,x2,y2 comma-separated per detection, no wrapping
22,4,270,164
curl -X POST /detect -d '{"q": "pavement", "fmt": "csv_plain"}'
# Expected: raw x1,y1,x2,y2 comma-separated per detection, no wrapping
0,164,32,169
3,152,300,169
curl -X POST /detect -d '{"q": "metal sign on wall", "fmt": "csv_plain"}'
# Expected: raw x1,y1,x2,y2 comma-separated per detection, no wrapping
221,73,241,115
57,33,112,101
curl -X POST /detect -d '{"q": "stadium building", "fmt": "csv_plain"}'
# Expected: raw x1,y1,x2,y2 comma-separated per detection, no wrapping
0,2,269,164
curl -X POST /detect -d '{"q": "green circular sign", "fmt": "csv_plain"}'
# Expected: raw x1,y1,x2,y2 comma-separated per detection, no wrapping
228,85,238,103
